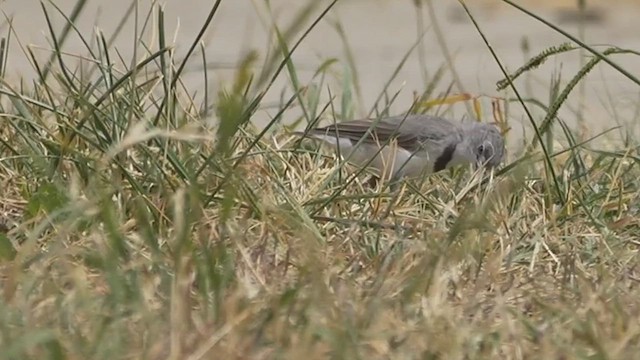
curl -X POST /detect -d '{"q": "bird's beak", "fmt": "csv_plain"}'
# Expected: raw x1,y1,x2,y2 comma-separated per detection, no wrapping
476,157,489,169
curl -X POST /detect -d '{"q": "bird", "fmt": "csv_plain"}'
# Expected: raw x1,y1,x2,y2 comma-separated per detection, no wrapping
292,113,505,188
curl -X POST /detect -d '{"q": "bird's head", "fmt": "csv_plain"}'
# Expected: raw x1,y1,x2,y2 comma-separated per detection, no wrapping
460,123,505,170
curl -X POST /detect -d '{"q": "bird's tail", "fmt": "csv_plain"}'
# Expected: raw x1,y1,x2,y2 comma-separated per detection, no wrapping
290,129,327,139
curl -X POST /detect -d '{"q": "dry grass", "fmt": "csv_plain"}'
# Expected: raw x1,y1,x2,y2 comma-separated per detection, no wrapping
1,0,640,359
2,129,640,359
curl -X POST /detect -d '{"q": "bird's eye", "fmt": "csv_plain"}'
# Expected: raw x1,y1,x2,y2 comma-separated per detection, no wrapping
477,142,494,165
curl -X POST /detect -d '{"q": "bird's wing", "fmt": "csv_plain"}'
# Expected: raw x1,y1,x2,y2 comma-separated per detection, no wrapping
306,114,459,152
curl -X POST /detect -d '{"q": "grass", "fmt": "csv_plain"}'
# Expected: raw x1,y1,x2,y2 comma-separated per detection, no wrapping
1,0,640,358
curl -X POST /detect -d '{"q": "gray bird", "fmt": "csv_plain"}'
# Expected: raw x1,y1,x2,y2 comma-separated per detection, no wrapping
292,113,505,186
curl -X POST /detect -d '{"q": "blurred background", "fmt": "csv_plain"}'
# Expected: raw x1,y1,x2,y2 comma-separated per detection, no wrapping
2,0,640,151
